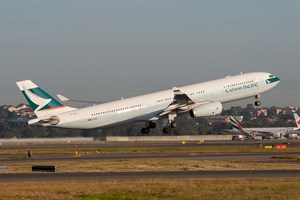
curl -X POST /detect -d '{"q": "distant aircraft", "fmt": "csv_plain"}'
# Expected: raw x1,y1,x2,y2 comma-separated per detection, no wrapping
16,72,280,134
227,112,300,139
296,112,300,128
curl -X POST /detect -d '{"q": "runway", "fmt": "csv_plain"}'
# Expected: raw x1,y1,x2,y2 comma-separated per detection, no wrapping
1,170,299,182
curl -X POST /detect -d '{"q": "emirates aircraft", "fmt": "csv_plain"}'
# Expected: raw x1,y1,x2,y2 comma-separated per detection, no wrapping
16,72,280,134
228,112,300,139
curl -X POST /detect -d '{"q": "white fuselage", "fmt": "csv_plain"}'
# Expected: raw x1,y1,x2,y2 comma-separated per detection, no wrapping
48,72,279,129
242,127,298,138
243,127,297,133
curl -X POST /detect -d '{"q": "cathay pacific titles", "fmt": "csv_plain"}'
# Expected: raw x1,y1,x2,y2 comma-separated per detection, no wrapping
226,83,258,93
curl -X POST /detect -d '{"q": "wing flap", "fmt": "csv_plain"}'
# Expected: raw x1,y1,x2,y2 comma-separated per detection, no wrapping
159,87,203,117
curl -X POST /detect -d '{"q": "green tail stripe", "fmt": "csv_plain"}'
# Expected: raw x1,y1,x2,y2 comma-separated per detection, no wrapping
30,87,63,108
229,117,237,125
22,90,38,111
22,87,63,111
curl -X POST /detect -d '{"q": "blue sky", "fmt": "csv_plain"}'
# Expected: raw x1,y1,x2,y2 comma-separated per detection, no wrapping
1,0,299,107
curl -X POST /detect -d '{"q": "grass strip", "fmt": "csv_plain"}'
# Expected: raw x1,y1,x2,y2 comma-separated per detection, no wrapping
5,158,300,173
0,178,299,200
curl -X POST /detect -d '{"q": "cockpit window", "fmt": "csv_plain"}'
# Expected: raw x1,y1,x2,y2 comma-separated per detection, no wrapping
269,75,274,78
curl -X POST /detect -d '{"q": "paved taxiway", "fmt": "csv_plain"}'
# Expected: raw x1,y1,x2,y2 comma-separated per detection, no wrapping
0,152,298,165
2,140,299,164
1,139,300,149
1,170,300,182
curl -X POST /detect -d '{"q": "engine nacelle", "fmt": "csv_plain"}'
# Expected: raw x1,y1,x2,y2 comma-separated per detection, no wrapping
190,102,222,118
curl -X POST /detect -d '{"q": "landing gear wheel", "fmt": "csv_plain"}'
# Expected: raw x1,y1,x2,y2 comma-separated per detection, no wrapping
141,128,150,134
147,122,156,129
170,121,177,128
163,126,171,134
254,94,261,106
254,101,261,106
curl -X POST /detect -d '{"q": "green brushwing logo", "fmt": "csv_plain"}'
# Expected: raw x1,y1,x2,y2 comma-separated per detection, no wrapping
22,86,63,111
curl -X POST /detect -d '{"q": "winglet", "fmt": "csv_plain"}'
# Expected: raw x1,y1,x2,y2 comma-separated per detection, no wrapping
172,87,194,103
173,87,183,95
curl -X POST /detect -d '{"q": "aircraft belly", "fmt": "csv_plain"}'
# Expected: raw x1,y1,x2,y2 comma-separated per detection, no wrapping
92,112,143,129
57,119,92,129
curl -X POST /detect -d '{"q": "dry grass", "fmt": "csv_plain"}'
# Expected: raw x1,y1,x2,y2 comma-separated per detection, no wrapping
0,179,299,200
5,157,300,173
2,145,300,199
271,155,300,160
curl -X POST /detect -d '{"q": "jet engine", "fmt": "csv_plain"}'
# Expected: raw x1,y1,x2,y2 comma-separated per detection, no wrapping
190,102,222,118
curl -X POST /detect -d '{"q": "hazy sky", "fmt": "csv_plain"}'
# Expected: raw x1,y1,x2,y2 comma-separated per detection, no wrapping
1,0,299,108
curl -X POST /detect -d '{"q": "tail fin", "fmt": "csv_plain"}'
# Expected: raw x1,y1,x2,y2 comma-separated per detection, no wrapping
293,112,300,129
229,116,254,139
16,80,76,118
229,116,245,131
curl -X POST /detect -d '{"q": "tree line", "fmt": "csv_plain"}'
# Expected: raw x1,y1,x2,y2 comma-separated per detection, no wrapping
0,105,298,138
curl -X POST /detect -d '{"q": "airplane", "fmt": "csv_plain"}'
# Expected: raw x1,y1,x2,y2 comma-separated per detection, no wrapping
227,112,300,139
16,72,280,134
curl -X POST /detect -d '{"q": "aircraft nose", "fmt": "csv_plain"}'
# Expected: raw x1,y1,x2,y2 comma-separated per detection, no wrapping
275,77,280,86
274,75,280,83
266,74,280,85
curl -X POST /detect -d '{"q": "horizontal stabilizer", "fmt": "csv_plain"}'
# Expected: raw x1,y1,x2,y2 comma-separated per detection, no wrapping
57,94,69,102
57,94,104,105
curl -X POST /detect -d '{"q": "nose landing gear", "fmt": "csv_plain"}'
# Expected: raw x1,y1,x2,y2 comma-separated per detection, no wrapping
254,94,261,106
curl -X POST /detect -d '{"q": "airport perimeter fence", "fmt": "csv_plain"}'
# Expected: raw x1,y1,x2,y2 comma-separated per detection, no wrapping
0,135,233,144
106,135,232,142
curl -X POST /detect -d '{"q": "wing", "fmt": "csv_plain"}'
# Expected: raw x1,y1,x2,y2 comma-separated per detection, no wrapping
159,87,203,117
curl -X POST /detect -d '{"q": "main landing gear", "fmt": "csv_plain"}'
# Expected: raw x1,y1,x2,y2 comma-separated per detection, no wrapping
141,121,156,134
162,121,177,134
254,94,261,106
140,120,178,134
162,112,177,134
141,113,178,134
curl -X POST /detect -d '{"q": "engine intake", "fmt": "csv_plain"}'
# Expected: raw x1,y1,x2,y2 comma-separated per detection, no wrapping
190,102,222,118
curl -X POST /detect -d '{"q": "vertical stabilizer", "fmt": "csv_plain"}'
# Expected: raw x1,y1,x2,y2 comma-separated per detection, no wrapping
229,116,254,139
293,112,300,129
16,80,76,118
